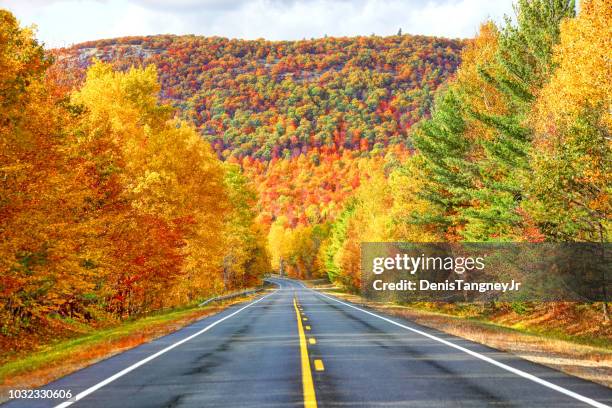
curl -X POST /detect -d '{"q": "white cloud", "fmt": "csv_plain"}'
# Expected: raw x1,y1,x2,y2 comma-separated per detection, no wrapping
0,0,515,48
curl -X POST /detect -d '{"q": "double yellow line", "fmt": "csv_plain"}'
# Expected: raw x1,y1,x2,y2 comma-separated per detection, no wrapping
294,296,317,408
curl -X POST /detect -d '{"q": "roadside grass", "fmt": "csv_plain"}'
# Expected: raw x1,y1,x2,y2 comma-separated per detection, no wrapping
0,291,264,402
310,284,612,387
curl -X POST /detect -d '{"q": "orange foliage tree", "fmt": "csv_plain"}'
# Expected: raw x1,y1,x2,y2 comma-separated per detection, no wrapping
1,13,270,349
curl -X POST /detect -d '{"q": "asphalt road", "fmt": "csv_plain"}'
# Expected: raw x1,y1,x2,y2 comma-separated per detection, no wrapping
4,278,611,408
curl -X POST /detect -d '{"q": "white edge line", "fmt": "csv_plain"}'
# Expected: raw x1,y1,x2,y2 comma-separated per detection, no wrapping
309,286,609,408
54,290,277,408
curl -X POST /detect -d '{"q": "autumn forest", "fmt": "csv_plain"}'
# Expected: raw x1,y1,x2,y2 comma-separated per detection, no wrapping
1,0,610,355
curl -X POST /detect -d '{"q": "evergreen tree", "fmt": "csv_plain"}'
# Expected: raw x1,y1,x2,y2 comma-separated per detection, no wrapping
462,0,576,240
412,88,475,239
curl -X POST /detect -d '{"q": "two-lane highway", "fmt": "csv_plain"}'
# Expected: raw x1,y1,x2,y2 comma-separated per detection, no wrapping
4,278,611,407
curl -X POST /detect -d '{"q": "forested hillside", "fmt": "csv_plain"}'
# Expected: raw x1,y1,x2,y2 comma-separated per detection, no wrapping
55,34,463,159
53,34,463,223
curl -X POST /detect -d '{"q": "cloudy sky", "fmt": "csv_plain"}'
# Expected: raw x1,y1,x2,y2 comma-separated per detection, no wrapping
1,0,515,48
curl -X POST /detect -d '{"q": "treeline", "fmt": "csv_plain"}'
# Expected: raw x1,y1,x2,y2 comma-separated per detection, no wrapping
266,153,431,285
274,0,610,295
0,11,269,346
243,146,408,226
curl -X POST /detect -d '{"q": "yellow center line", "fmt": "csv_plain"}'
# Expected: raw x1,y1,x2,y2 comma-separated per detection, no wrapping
314,359,325,371
294,296,317,408
308,337,317,345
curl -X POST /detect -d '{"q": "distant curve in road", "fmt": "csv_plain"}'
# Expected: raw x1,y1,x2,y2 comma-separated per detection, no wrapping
3,278,611,408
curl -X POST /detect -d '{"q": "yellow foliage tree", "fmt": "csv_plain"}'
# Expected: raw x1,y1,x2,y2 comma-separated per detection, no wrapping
72,61,230,307
455,22,508,143
1,11,106,331
389,155,442,242
533,0,611,134
222,163,270,290
528,0,611,243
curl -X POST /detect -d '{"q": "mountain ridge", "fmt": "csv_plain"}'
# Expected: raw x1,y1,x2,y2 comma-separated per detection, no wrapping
52,33,465,225
53,33,464,159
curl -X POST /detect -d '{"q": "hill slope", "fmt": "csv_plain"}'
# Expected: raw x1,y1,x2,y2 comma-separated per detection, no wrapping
54,34,464,223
